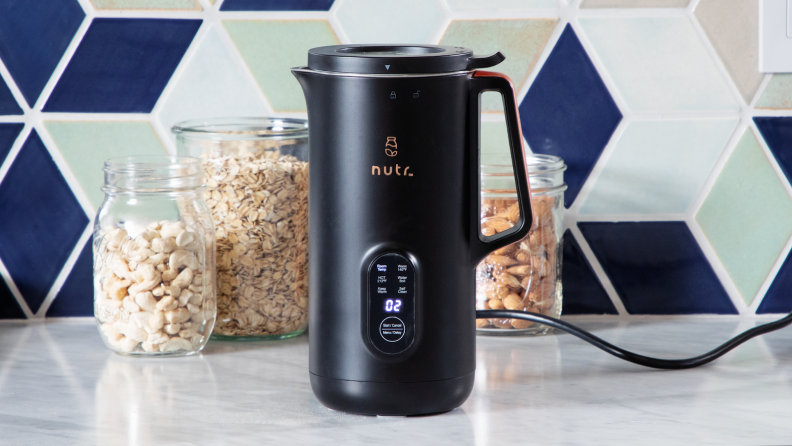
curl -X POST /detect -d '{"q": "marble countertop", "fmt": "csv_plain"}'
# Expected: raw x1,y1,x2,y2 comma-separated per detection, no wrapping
1,317,791,445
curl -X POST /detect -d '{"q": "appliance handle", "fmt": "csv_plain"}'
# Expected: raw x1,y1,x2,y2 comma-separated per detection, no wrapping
468,70,533,262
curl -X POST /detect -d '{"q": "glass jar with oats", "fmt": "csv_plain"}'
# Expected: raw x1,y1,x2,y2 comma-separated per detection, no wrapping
173,118,309,340
477,155,566,336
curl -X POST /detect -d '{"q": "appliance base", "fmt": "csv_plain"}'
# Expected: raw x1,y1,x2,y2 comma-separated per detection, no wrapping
310,372,475,416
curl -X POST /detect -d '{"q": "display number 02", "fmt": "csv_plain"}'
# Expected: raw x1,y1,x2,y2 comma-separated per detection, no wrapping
385,299,402,313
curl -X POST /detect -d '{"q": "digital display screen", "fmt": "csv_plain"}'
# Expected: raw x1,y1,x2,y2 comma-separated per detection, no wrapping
384,299,402,313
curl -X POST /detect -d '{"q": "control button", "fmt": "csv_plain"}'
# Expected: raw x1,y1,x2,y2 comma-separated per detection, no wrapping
397,264,407,272
377,287,387,294
380,317,405,342
397,286,407,294
413,90,420,98
377,275,387,283
390,91,396,99
397,275,407,283
376,264,387,272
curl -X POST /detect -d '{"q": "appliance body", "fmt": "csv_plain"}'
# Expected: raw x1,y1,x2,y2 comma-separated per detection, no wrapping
292,45,533,416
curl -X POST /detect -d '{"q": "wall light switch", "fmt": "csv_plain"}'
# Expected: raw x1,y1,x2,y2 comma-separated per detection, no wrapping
760,0,792,72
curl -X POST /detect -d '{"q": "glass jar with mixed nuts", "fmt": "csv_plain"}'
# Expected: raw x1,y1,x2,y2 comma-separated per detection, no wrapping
173,118,309,340
476,155,566,335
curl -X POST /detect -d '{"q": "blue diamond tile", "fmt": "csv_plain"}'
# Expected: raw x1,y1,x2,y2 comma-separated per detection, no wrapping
0,1,84,108
221,0,334,10
758,251,792,314
0,278,26,319
754,117,792,185
0,131,88,313
0,76,22,115
579,222,737,314
47,240,92,317
561,230,617,315
0,124,24,164
44,18,201,113
519,25,622,207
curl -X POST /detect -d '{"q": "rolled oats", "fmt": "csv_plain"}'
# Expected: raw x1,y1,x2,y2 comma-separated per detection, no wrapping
203,148,309,338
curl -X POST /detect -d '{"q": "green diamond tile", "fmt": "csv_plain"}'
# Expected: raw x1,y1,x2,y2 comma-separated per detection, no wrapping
44,121,167,210
223,20,339,112
439,19,558,112
756,74,792,109
695,128,792,305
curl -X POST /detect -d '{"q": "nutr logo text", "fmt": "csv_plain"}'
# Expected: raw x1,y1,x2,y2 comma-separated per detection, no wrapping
372,136,414,177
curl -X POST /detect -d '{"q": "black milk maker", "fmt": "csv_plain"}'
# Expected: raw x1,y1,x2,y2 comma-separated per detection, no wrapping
292,44,534,416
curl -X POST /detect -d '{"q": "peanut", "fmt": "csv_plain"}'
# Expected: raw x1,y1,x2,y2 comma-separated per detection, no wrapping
476,196,559,332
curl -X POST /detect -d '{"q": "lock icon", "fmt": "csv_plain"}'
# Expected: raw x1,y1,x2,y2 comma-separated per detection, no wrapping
390,91,396,99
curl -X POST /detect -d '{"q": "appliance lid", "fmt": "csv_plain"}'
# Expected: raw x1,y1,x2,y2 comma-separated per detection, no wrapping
306,44,505,75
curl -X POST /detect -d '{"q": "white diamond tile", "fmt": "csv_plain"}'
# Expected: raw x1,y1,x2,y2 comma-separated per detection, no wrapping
579,17,739,112
446,0,557,9
580,118,738,215
156,26,268,144
334,0,444,44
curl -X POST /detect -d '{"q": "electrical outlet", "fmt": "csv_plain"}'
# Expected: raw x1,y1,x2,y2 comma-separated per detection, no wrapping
759,0,792,72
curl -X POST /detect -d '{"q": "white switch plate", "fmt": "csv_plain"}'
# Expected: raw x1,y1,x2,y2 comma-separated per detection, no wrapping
760,0,792,72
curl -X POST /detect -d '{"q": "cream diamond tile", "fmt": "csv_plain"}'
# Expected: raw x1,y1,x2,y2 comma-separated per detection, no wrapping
695,0,762,105
439,19,557,112
579,16,739,112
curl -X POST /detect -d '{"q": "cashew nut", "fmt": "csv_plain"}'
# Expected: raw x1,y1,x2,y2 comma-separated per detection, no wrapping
113,321,148,343
160,337,192,352
134,292,157,313
149,312,165,330
169,250,198,271
175,230,195,247
123,296,141,313
151,237,176,253
156,296,178,312
171,268,193,289
162,269,178,282
165,308,191,324
178,289,193,307
159,222,185,239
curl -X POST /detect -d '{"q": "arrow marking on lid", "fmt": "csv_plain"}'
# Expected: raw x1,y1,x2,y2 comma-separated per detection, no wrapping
385,65,390,70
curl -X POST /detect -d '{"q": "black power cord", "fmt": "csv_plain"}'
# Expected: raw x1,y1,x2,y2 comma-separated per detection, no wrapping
477,309,792,370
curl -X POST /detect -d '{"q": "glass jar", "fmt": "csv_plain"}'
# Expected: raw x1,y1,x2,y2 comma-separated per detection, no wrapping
93,156,217,356
172,118,309,341
476,154,566,336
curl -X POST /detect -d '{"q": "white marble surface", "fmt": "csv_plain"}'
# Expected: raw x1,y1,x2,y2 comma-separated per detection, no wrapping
1,317,791,445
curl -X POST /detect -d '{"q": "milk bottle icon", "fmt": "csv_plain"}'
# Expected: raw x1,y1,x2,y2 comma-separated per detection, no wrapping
385,137,397,157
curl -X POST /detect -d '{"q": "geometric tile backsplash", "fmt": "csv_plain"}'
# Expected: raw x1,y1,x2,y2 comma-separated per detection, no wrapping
1,0,791,319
